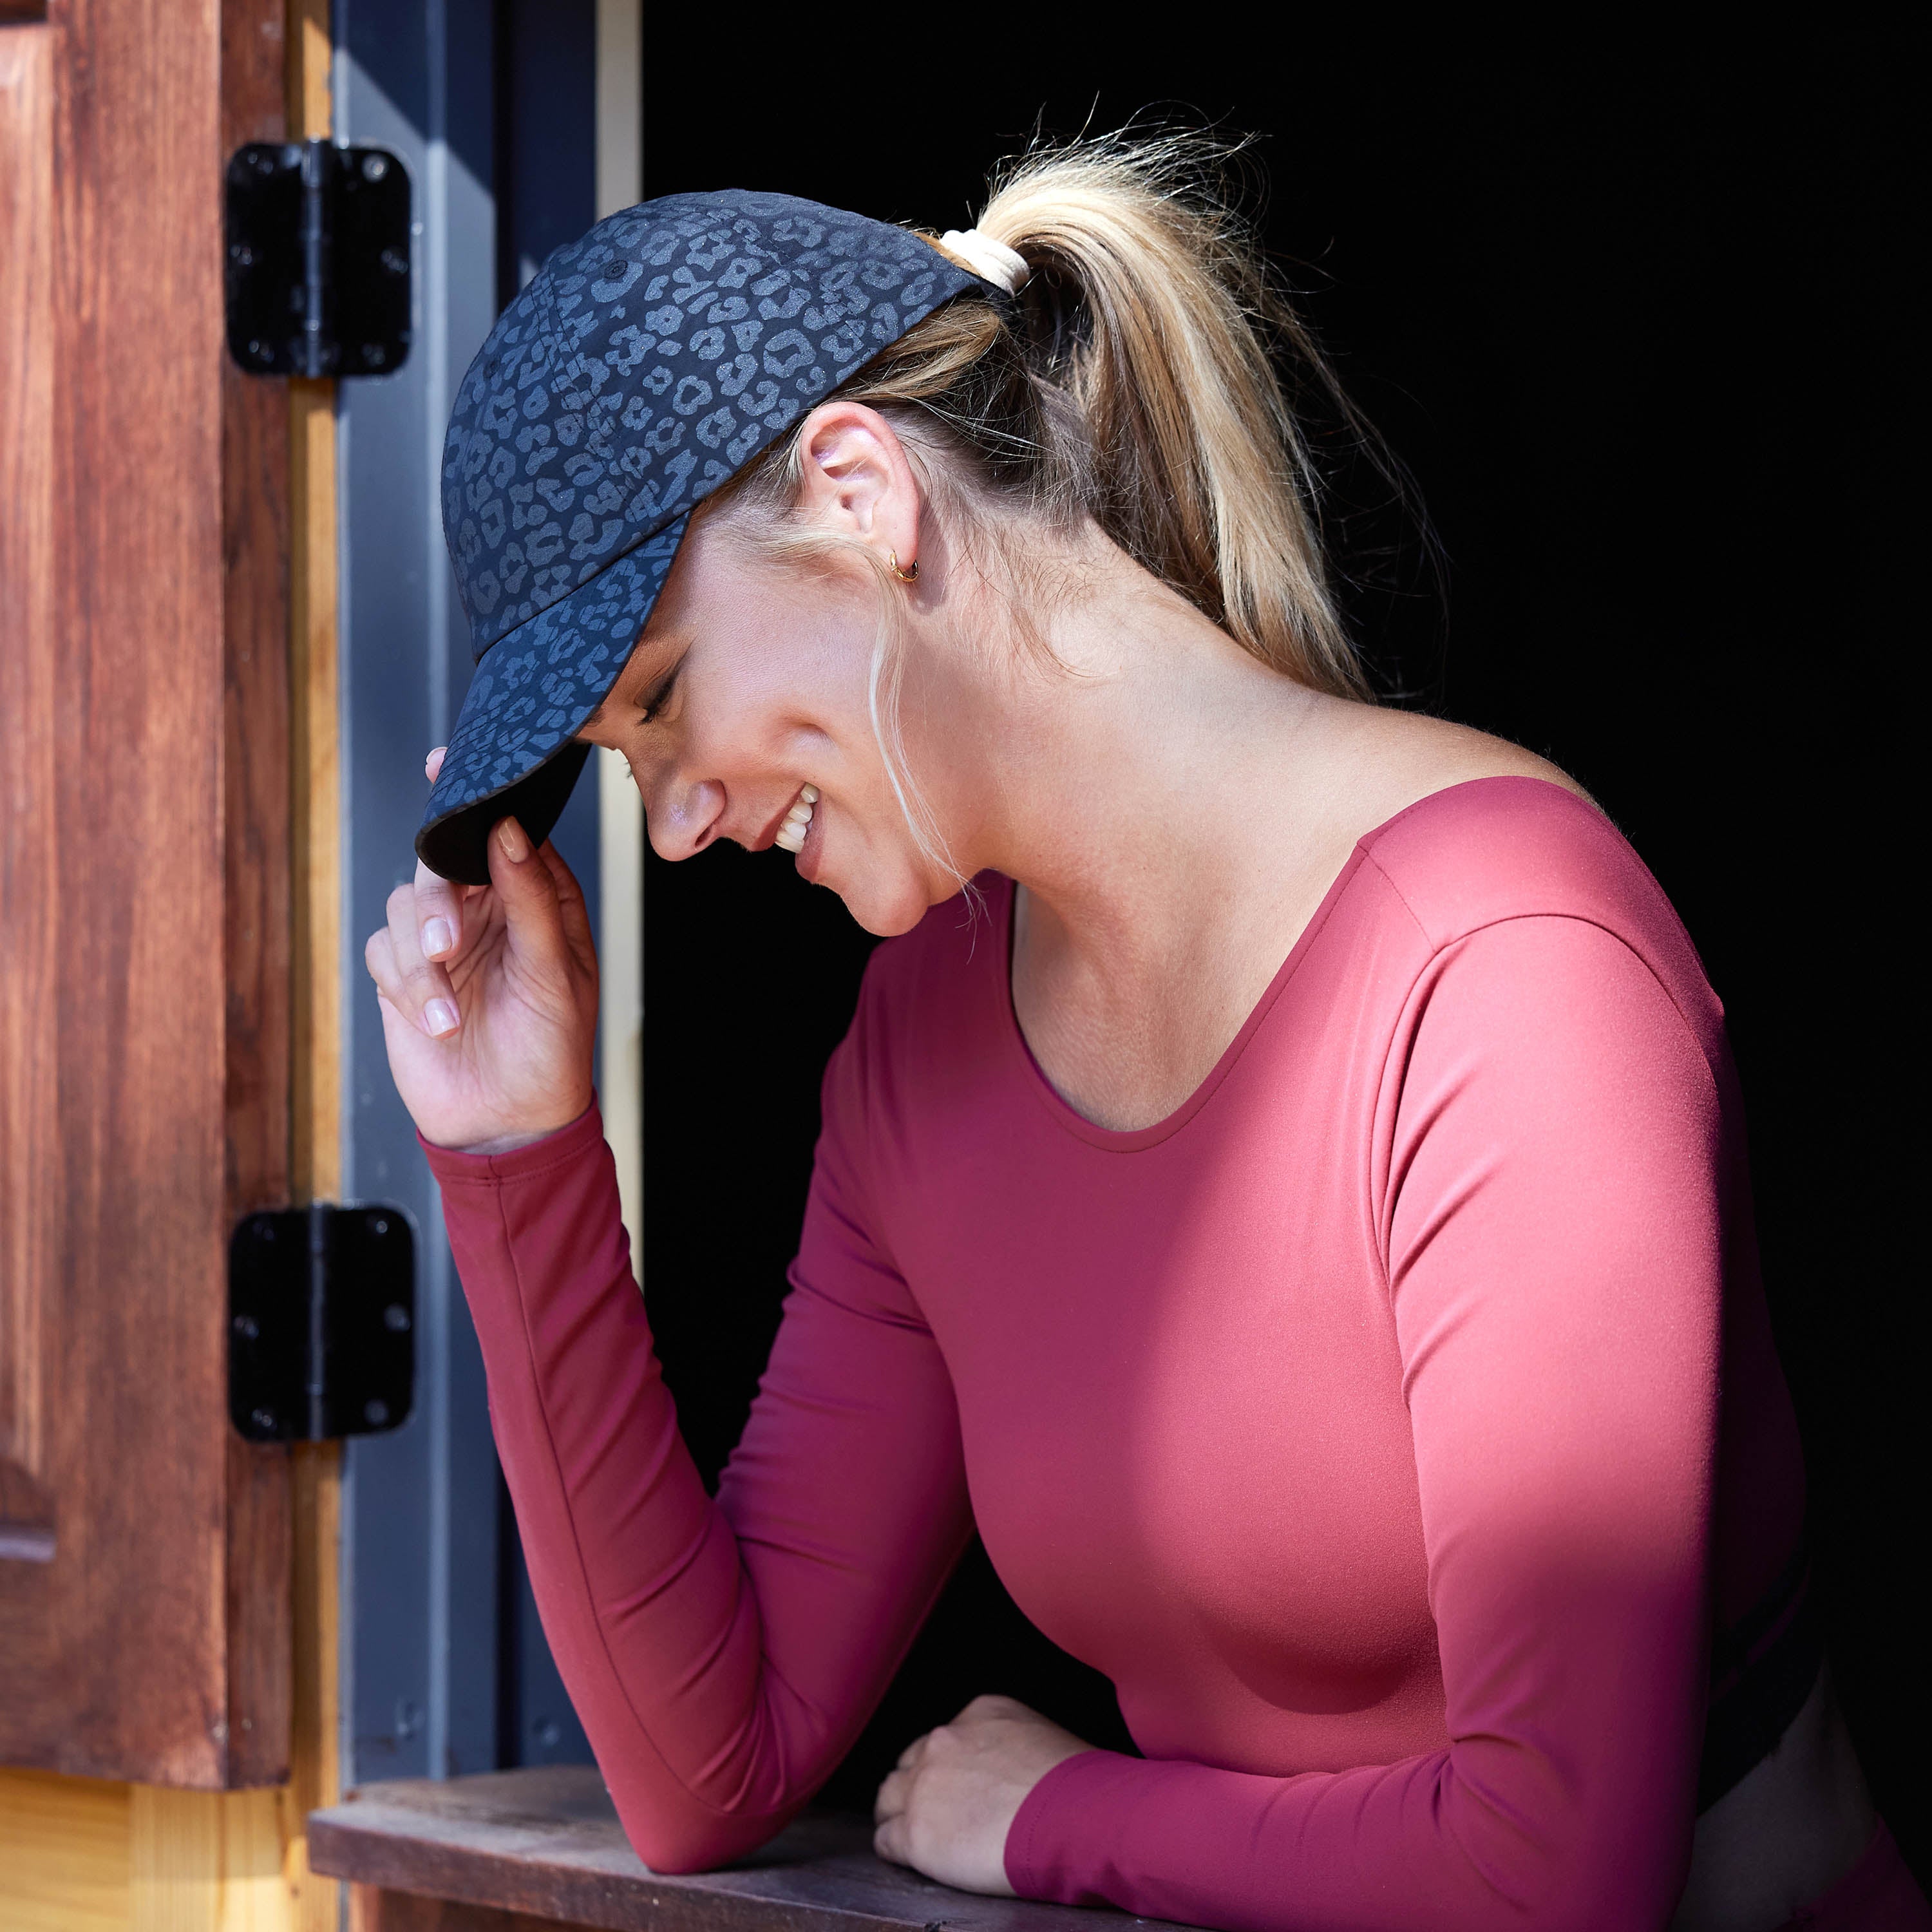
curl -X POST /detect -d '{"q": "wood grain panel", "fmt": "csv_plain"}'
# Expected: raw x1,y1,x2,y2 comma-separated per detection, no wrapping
221,0,298,1792
221,0,294,1208
0,0,296,1788
0,23,57,1577
44,0,227,1783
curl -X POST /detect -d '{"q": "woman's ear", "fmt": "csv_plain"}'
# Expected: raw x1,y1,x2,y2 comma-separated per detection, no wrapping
793,401,922,569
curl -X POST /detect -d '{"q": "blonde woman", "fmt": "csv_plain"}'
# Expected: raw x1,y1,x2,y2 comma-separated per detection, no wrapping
366,146,1924,1930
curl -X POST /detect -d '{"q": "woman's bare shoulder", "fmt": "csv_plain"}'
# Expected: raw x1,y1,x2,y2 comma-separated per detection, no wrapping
1325,703,1597,833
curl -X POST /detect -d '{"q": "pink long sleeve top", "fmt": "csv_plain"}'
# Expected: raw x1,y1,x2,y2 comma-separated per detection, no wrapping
426,776,1808,1931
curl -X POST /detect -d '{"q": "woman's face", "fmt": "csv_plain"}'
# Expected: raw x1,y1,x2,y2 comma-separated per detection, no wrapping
574,511,956,938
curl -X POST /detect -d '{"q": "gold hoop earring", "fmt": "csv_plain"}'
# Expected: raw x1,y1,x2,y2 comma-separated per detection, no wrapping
889,550,919,583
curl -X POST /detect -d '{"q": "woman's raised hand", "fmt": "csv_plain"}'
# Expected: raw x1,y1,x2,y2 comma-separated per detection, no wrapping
363,746,598,1153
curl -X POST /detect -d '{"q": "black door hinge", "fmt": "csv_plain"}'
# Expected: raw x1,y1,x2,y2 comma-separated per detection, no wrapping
224,140,413,379
229,1204,416,1443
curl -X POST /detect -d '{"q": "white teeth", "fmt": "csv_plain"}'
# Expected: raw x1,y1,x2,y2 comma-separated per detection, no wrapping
774,784,818,855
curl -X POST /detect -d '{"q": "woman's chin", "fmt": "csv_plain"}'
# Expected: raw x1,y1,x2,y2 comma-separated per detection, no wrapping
827,867,938,940
808,826,958,938
844,891,929,940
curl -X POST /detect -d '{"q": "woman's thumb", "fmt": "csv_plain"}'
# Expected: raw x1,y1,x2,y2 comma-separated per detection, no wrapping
487,816,569,971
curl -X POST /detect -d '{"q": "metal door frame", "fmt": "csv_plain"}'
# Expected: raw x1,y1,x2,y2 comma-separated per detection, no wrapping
331,0,640,1785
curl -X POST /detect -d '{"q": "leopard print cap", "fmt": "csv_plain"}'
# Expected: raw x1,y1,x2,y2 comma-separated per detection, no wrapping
417,189,981,884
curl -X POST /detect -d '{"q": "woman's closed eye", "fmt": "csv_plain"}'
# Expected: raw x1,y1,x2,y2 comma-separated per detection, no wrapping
638,654,684,725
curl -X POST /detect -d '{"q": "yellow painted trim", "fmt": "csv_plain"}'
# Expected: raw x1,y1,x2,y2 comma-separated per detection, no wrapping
128,1788,219,1930
283,1442,343,1932
289,0,341,1217
284,0,345,1924
0,1768,132,1932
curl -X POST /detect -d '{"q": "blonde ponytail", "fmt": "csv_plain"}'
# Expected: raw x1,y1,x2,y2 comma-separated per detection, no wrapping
713,134,1370,701
971,138,1365,697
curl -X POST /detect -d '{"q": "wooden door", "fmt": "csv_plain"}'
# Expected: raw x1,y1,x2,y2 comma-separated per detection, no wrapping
0,0,296,1789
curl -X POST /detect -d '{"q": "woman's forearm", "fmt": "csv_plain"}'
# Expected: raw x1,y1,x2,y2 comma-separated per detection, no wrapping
426,1097,974,1871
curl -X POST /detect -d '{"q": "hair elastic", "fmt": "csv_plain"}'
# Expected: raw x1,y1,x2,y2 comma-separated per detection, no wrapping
938,228,1030,295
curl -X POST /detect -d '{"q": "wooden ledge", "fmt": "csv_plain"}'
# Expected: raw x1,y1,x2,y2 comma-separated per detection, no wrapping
310,1766,1188,1932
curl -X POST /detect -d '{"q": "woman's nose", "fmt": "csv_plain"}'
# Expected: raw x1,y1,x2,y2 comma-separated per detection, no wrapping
646,775,726,861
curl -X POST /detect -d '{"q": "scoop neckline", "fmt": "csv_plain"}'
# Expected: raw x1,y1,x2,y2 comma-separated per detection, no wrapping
990,773,1582,1151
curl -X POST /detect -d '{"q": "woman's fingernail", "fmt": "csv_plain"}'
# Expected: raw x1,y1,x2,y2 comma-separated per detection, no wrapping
497,817,531,862
422,917,454,958
424,999,460,1037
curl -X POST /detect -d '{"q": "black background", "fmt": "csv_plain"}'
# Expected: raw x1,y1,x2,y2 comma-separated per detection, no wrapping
634,25,1925,1868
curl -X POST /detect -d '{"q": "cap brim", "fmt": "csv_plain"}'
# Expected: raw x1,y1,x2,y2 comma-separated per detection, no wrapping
415,513,689,884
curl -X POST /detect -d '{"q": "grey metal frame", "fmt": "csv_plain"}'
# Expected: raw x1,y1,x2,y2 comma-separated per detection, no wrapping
334,0,600,1784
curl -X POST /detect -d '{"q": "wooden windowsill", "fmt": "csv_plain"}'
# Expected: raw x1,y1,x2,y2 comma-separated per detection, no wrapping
309,1766,1189,1932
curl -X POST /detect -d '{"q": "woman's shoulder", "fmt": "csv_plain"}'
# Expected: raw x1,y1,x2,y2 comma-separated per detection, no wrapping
1340,714,1719,1028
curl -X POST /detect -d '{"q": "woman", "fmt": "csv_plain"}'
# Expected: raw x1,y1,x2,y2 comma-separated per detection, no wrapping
366,143,1924,1929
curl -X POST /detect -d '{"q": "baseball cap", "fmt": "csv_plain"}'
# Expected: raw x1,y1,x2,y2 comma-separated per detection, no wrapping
417,189,984,883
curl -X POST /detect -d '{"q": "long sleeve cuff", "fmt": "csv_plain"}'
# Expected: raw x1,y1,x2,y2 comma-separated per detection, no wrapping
419,1096,606,1187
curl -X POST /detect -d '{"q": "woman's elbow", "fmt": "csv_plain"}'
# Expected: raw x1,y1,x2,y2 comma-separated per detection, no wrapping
1443,1776,1692,1932
616,1794,799,1876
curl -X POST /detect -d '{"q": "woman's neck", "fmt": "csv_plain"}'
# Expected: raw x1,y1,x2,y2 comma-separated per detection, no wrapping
932,537,1367,1128
922,527,1582,1128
